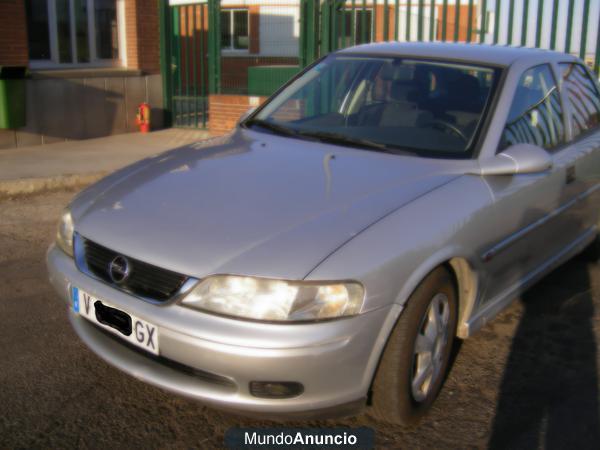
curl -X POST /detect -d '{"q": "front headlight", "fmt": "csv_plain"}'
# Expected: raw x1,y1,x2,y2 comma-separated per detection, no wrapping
181,275,364,322
56,208,74,257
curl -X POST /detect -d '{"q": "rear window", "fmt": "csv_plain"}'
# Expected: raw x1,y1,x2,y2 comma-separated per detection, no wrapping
559,63,600,138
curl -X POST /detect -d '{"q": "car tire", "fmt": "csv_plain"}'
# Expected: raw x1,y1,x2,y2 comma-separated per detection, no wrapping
369,266,458,425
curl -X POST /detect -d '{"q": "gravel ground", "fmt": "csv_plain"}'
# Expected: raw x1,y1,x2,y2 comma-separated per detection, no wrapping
1,190,599,449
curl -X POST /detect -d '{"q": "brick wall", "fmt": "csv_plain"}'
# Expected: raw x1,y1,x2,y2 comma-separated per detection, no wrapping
208,94,266,135
125,0,161,73
0,0,28,66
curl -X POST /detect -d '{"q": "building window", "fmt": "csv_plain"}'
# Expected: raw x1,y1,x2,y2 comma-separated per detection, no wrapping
220,9,249,51
25,0,123,67
26,1,52,60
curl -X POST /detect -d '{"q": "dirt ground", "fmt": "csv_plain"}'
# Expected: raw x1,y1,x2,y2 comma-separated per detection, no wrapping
1,190,599,449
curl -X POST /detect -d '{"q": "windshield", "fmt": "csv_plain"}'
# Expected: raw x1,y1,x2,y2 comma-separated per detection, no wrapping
246,55,500,158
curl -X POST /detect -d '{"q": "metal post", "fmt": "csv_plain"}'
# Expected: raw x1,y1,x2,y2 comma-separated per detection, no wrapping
466,0,473,43
479,0,487,43
341,0,347,47
406,0,411,41
429,0,435,41
507,0,514,45
595,10,600,74
159,0,172,127
215,0,221,94
199,4,205,127
384,0,389,41
418,0,424,41
493,0,500,44
442,0,448,42
192,5,198,128
300,0,306,66
351,0,356,45
329,0,338,51
565,0,575,54
320,0,331,53
361,0,367,44
300,0,319,63
183,7,190,126
535,0,544,48
580,0,591,60
453,0,460,42
521,0,529,46
207,0,221,94
550,0,559,50
394,0,399,41
173,7,181,124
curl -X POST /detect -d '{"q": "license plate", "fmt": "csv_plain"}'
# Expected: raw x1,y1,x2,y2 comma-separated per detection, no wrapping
72,287,159,355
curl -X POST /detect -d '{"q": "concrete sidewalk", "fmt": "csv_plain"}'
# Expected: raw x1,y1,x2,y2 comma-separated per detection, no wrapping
0,128,211,197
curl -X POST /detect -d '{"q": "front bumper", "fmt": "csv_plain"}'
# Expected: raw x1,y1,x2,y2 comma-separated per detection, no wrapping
47,244,401,418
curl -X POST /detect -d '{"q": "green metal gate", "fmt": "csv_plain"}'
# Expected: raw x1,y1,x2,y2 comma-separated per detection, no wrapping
313,0,600,74
160,0,221,128
159,0,599,129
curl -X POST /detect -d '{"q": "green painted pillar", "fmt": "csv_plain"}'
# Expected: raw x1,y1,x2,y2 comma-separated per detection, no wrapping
159,0,172,127
208,0,221,94
320,0,332,55
300,0,320,67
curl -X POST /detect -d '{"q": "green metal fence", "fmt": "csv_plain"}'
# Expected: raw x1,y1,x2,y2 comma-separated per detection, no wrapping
315,0,600,74
160,0,221,128
160,0,600,129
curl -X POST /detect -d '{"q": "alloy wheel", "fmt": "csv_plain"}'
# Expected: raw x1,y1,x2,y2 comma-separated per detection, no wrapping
411,292,451,402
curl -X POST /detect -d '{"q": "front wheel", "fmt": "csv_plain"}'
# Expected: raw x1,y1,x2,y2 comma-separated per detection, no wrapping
369,267,458,425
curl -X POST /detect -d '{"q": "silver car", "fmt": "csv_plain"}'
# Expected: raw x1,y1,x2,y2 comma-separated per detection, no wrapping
47,43,600,424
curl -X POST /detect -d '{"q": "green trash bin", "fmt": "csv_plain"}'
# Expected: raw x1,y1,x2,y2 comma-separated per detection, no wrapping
0,66,27,129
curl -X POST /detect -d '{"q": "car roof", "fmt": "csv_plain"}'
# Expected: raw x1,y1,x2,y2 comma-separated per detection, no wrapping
338,42,578,67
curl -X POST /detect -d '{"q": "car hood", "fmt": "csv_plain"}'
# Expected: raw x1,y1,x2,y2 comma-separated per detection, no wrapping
74,129,461,280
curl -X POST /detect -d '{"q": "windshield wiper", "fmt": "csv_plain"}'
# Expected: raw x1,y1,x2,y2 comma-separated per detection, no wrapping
295,130,395,153
245,121,397,154
243,119,299,137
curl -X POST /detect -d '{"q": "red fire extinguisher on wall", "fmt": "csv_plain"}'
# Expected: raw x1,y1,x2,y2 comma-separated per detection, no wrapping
136,102,151,133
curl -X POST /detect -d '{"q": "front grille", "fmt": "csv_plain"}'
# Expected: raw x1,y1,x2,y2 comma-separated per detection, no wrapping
82,238,189,302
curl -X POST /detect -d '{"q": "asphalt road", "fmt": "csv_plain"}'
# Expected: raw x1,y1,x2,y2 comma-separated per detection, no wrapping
1,190,599,449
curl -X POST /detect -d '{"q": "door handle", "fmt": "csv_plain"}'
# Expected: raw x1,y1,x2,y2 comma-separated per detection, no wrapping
566,165,576,184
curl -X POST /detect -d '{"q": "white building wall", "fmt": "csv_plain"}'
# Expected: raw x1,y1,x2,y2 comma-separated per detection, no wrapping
259,6,300,57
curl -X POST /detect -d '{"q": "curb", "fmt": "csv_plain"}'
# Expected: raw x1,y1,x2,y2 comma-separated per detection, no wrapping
0,172,106,200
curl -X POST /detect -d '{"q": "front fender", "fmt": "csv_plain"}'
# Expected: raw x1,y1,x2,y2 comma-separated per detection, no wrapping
305,174,494,336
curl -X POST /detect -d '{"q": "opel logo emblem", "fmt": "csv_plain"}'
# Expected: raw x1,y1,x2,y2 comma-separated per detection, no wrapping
109,255,130,284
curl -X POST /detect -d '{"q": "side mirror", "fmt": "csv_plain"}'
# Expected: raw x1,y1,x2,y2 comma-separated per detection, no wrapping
237,107,257,126
473,143,553,176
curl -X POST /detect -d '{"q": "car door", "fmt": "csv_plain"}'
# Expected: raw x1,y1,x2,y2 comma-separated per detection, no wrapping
480,63,588,305
556,62,600,235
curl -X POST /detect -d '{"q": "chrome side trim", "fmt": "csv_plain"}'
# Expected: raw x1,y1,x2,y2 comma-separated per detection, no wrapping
481,183,600,262
462,225,597,338
73,232,199,305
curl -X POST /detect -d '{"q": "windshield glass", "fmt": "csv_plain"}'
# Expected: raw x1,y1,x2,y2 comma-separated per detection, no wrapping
247,55,500,158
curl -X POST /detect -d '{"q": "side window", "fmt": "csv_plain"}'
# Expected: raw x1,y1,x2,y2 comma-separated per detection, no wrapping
559,63,600,138
500,65,565,151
